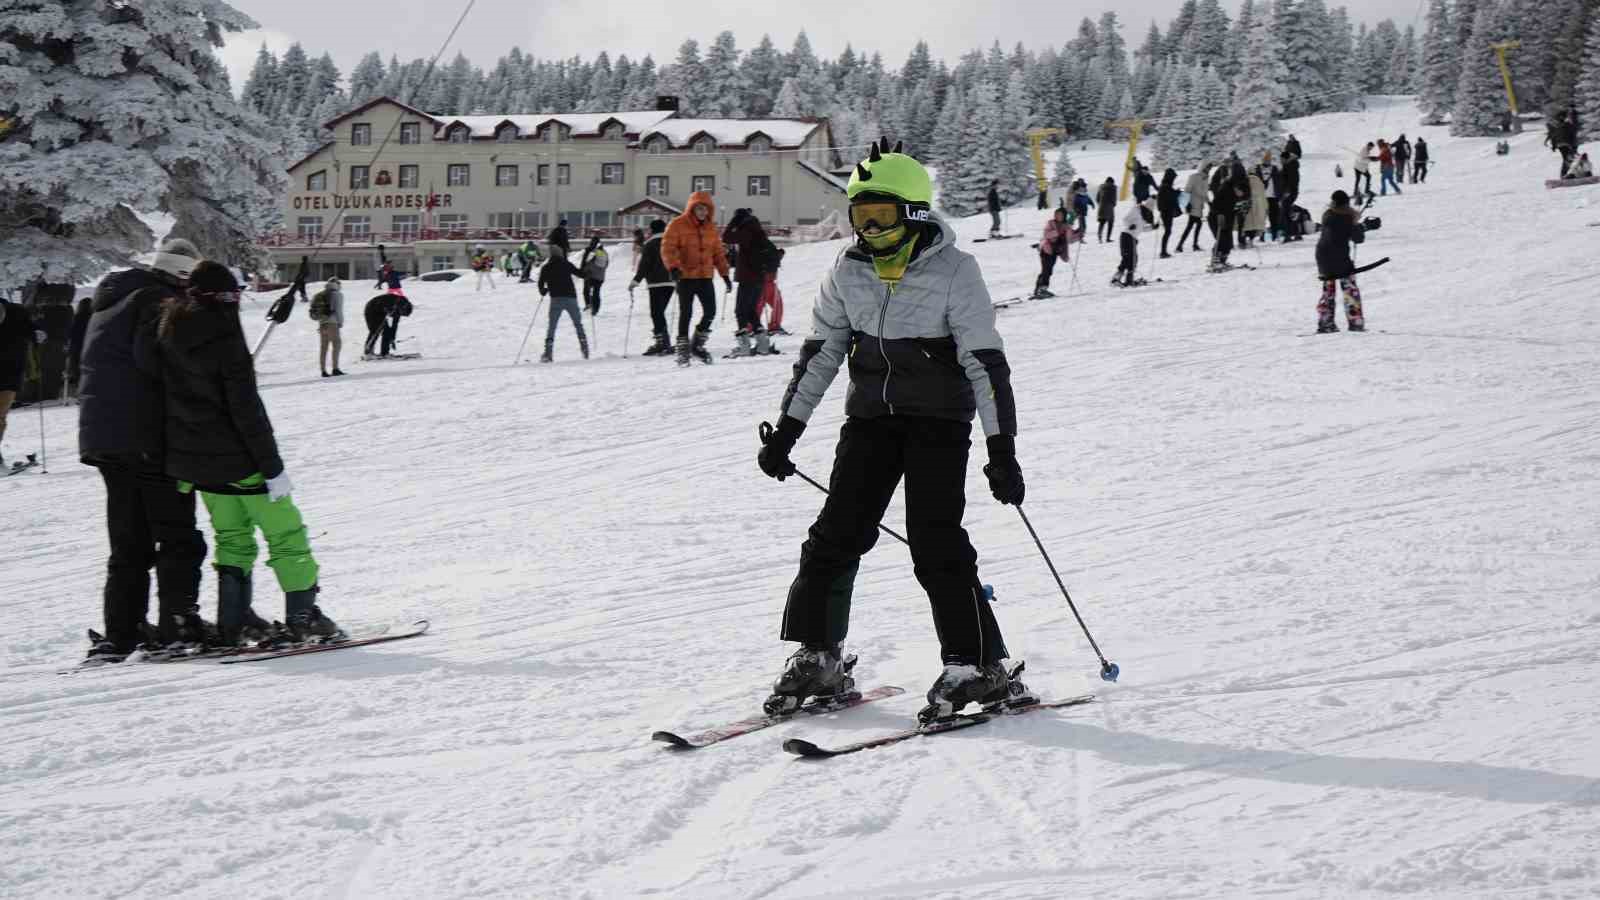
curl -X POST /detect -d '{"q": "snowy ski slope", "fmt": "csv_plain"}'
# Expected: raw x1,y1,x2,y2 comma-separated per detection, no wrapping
3,98,1600,898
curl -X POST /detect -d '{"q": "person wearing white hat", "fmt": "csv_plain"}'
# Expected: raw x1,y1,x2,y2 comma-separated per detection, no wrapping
309,277,345,377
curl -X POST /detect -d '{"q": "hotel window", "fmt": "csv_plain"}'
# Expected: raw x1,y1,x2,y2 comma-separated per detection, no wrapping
490,212,536,230
646,175,669,197
749,136,772,156
557,164,570,186
747,175,771,196
392,214,420,239
537,164,550,186
436,214,468,232
589,211,613,227
694,137,714,154
306,170,327,191
431,255,453,271
447,164,470,187
496,124,519,142
601,163,625,185
496,165,519,187
646,137,668,155
342,215,371,239
691,175,715,194
399,122,421,145
296,216,323,241
447,125,470,144
349,165,370,189
398,165,418,188
351,123,372,146
604,123,625,140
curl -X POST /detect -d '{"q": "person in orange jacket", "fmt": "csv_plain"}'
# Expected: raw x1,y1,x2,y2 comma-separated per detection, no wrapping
659,190,732,365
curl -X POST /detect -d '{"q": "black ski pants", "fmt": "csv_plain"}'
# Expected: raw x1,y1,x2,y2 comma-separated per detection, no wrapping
780,415,1010,666
98,465,206,647
1160,211,1176,254
1036,252,1057,291
1414,161,1428,183
1213,210,1236,264
583,278,603,314
1097,215,1114,242
1117,233,1138,284
647,286,674,336
520,259,534,282
1179,214,1205,250
734,279,765,332
1279,192,1300,239
675,278,716,338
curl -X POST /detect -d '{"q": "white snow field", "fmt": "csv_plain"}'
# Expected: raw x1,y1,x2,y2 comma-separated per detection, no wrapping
4,97,1600,899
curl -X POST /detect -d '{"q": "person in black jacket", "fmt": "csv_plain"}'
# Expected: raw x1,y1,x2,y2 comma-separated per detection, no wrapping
1412,138,1430,183
362,292,413,358
0,295,42,467
722,208,778,356
536,246,589,362
630,219,674,356
149,261,341,644
548,219,571,256
76,239,211,660
1095,177,1118,242
986,180,1002,236
1131,159,1156,204
1279,152,1303,241
1283,134,1303,163
1156,168,1181,258
288,255,310,303
1314,190,1367,333
1209,159,1240,269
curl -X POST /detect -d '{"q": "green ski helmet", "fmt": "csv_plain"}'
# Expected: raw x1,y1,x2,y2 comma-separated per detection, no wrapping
847,137,933,255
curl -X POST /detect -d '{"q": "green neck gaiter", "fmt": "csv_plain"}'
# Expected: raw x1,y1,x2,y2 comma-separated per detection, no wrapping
869,234,920,290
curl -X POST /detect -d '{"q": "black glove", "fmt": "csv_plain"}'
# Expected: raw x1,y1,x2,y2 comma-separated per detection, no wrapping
758,417,806,481
669,268,682,282
982,435,1025,505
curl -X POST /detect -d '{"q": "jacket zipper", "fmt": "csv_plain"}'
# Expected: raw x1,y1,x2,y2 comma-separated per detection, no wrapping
877,284,894,415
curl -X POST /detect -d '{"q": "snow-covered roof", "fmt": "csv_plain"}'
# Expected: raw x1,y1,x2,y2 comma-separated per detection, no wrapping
796,159,847,192
321,97,441,129
636,119,823,149
434,110,675,140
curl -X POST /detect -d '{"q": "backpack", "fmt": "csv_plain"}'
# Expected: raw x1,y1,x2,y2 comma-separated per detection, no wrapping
586,247,609,278
309,290,332,320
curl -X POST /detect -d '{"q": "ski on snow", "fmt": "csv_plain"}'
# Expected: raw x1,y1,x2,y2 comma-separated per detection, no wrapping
782,693,1096,759
653,685,906,750
3,454,40,477
59,619,429,674
220,619,430,663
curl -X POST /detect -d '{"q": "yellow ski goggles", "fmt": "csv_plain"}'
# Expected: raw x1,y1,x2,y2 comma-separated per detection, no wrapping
849,201,906,233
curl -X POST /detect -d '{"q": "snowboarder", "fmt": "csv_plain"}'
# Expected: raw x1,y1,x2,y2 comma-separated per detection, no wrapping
1095,177,1118,243
1565,152,1593,179
150,262,341,646
308,277,345,377
536,245,589,362
660,190,732,365
580,235,609,315
1548,110,1580,178
1156,168,1181,257
1114,199,1158,287
1035,207,1071,298
362,291,411,358
1314,190,1368,333
755,138,1032,724
0,294,42,468
1412,138,1430,183
986,179,1003,236
470,245,496,291
77,239,210,660
630,219,675,356
723,208,778,356
1178,164,1209,253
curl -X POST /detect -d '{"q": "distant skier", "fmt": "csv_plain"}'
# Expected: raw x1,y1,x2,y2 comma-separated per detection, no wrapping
362,291,411,358
1208,157,1242,270
1353,142,1377,199
1095,177,1117,242
1314,190,1368,333
1178,164,1209,253
1156,168,1181,258
1279,151,1303,241
536,245,589,363
548,219,571,256
986,179,1002,236
756,138,1033,724
151,261,342,646
1070,178,1094,241
1392,134,1411,184
377,262,404,293
629,219,674,356
517,239,544,282
0,294,41,468
1377,140,1401,196
1034,206,1071,298
308,277,345,378
1114,199,1158,287
722,207,777,356
287,255,310,304
660,190,731,365
1412,138,1430,183
470,245,496,291
580,235,608,315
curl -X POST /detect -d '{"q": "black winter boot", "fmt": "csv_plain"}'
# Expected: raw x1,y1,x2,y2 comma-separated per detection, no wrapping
156,604,218,648
690,327,713,364
643,332,672,356
284,586,345,643
216,565,273,646
764,645,859,715
674,336,692,367
917,659,1033,724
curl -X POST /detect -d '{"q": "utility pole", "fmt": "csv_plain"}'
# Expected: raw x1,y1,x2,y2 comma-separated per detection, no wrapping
1027,127,1065,209
1107,119,1145,202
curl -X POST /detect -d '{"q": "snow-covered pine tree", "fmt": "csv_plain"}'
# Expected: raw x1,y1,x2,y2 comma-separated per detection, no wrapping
1155,63,1200,166
349,52,387,106
1167,0,1200,59
1324,6,1361,111
1192,64,1233,165
1227,21,1289,160
1546,0,1598,119
770,77,805,117
741,35,784,116
930,83,966,172
1052,140,1077,190
1280,0,1332,115
625,56,658,110
1223,0,1258,86
1578,8,1600,139
661,39,705,116
1451,2,1517,135
900,79,939,158
701,31,747,118
1002,69,1036,201
0,0,283,284
1095,71,1123,136
1184,0,1234,62
240,45,279,116
943,79,1008,217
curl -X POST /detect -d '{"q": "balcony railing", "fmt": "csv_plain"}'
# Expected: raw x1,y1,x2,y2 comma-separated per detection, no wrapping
263,224,796,249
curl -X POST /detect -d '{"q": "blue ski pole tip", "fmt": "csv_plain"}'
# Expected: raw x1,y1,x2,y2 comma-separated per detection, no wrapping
1100,662,1120,683
982,584,995,601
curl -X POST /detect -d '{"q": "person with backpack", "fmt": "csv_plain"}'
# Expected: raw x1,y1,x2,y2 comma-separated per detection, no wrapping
660,190,732,366
536,245,589,363
1178,164,1209,253
76,239,212,662
308,277,345,378
722,208,778,356
630,219,674,356
1095,177,1118,242
1033,206,1071,299
149,261,342,647
1314,190,1368,333
579,235,609,315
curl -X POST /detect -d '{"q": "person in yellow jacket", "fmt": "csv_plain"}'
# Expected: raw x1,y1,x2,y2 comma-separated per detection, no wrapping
659,190,732,365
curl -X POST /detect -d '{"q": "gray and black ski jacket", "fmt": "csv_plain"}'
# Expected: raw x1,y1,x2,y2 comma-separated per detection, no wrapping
779,214,1016,438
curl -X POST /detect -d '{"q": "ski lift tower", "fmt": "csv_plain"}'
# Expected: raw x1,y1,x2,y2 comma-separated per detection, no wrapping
1027,127,1065,208
1489,40,1522,130
1108,119,1146,201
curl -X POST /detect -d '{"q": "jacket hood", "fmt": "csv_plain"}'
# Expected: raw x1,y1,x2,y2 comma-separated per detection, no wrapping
163,300,243,354
93,268,166,312
684,191,717,220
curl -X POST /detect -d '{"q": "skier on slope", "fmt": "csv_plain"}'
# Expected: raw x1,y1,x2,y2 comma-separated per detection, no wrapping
1069,179,1094,241
630,219,675,356
1178,164,1209,253
1095,177,1118,243
362,291,412,359
0,294,42,469
722,208,777,356
536,245,590,362
986,179,1003,236
580,234,609,315
1033,206,1071,299
1113,199,1159,287
1412,138,1430,183
1314,190,1368,333
148,262,342,645
660,191,732,366
1156,168,1181,258
756,138,1034,724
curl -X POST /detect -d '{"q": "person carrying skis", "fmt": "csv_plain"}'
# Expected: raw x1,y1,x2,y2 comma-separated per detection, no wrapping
723,208,778,356
308,277,345,378
0,294,42,469
1412,137,1430,183
660,190,732,366
1034,206,1071,298
630,219,675,356
756,138,1033,724
1314,190,1368,333
536,245,589,362
1095,177,1117,243
1178,164,1209,253
579,234,609,315
1156,168,1181,258
986,179,1002,236
149,261,341,646
1114,199,1158,287
76,239,211,661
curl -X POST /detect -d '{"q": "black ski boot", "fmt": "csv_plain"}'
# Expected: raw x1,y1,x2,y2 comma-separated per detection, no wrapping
690,327,713,365
284,586,346,643
674,336,691,367
763,645,859,716
155,604,218,650
643,332,672,356
83,629,139,666
216,565,273,647
917,659,1035,724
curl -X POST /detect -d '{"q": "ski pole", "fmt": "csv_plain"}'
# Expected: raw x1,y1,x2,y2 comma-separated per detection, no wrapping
32,346,47,474
1012,505,1118,682
514,295,545,365
759,422,908,547
623,285,636,358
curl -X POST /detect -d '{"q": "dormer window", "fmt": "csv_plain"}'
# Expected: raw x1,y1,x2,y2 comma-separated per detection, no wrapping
646,137,668,155
540,123,569,142
496,123,519,142
447,125,470,144
749,136,772,156
604,123,625,140
694,137,715,154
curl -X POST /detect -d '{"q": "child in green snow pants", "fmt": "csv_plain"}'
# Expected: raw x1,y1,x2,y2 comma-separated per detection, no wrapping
187,473,319,591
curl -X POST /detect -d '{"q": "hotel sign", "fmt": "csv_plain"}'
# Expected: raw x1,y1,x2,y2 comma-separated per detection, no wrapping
292,193,454,211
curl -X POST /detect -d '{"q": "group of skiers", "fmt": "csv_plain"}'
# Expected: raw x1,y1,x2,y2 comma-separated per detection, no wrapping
74,238,342,664
1349,134,1429,198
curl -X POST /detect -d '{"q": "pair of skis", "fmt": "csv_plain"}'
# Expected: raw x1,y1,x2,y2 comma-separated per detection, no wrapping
3,454,40,477
61,620,430,674
653,688,1095,758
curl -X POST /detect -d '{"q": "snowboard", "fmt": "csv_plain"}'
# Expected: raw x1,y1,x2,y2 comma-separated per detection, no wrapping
653,685,906,750
1545,176,1599,189
783,693,1096,758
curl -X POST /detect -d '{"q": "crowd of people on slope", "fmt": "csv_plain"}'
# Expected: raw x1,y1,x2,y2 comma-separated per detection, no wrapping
71,239,343,664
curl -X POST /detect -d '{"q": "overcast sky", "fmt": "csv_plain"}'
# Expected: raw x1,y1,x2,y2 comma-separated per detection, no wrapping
219,0,1415,95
